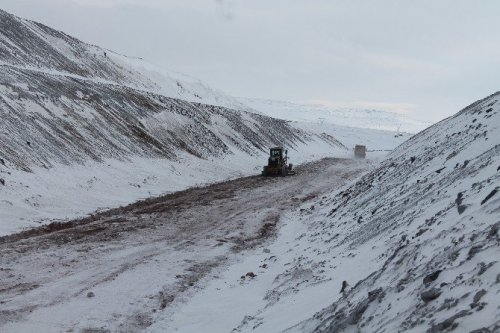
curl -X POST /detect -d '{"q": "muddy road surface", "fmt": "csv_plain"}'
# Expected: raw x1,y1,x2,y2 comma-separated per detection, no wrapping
0,157,370,332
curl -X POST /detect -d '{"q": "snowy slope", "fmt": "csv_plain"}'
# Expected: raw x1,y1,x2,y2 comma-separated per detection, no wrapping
0,9,247,110
240,97,432,133
0,9,328,234
285,92,500,333
0,9,413,235
159,93,500,332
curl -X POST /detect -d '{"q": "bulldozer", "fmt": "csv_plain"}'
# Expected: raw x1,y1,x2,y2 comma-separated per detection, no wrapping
262,147,295,176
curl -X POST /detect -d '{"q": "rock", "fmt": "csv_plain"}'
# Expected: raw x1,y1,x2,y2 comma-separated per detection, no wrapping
427,310,471,333
415,228,428,237
421,288,442,303
455,192,467,214
347,299,370,325
435,167,446,174
246,272,256,278
468,245,483,260
345,288,385,326
263,248,271,253
477,262,496,275
437,297,458,311
368,288,384,301
487,222,499,239
473,289,487,304
87,291,95,298
423,270,442,285
0,178,4,186
481,187,499,205
340,280,349,293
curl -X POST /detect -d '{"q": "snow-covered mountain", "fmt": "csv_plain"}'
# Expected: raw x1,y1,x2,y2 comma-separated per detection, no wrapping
0,9,411,235
160,92,500,332
240,97,432,133
0,9,248,111
2,8,498,333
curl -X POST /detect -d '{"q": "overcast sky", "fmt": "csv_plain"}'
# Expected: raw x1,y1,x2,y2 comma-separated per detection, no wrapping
2,0,500,121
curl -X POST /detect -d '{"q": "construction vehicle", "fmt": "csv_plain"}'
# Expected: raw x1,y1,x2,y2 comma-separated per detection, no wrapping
262,147,295,176
354,145,367,158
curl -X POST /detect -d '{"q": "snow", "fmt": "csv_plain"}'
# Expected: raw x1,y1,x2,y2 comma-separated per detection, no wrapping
0,9,249,113
149,212,385,333
0,10,412,237
156,92,499,332
0,124,404,236
0,157,373,333
6,7,499,333
109,53,251,111
240,97,432,133
35,92,490,333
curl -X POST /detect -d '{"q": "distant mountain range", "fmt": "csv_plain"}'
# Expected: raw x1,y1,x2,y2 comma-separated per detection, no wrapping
239,97,432,133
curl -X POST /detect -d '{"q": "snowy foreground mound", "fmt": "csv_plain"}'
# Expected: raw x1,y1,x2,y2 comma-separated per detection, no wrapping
287,94,500,332
161,93,500,332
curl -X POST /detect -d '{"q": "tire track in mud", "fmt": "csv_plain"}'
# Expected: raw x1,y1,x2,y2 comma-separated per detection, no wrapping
0,157,370,332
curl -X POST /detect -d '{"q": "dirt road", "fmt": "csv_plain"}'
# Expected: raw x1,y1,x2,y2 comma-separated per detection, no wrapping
0,158,370,332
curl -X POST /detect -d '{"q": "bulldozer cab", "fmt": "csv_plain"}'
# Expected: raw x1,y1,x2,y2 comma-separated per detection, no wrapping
268,147,286,165
269,147,286,160
270,148,282,158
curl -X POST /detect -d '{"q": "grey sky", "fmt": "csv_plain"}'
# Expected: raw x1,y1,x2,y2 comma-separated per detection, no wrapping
2,0,500,121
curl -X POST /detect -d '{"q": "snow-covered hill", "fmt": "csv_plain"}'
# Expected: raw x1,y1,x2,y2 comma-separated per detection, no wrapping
286,93,500,333
160,93,500,332
0,9,410,235
240,97,432,133
0,9,248,110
